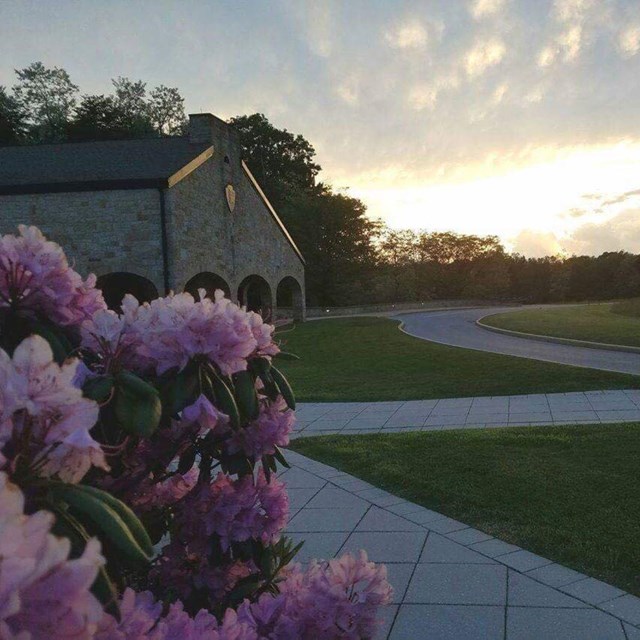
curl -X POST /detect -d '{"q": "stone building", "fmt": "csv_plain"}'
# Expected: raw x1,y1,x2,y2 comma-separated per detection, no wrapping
0,113,306,321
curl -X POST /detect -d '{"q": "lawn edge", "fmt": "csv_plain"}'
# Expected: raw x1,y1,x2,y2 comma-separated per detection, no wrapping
477,315,640,355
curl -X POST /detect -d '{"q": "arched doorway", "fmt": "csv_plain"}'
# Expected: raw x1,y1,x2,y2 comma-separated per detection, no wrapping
237,275,272,320
96,272,158,311
276,276,304,322
184,272,231,300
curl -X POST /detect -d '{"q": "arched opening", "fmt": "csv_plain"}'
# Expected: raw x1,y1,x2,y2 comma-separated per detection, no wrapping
184,272,231,300
276,276,304,323
237,275,272,320
96,272,158,311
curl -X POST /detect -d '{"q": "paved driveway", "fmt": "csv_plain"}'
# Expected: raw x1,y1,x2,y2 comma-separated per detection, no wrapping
396,307,640,376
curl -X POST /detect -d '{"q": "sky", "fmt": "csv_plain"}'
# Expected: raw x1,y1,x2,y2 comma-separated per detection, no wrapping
1,0,640,257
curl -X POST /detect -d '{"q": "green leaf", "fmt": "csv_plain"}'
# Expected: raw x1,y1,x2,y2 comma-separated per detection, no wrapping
51,507,119,617
83,375,114,403
32,322,73,364
273,445,291,469
233,370,259,421
206,368,241,429
163,365,199,415
51,485,152,565
270,365,296,410
72,484,154,557
115,371,161,437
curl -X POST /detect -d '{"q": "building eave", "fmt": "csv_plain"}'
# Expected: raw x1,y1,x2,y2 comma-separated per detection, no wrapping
0,178,167,196
241,160,306,265
167,146,214,188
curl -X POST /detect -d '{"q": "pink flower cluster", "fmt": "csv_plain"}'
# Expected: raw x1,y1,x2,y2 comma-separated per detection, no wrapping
113,289,279,376
179,470,288,552
0,225,393,639
236,551,393,639
0,335,107,483
97,588,257,640
0,472,105,639
229,396,295,459
0,225,105,327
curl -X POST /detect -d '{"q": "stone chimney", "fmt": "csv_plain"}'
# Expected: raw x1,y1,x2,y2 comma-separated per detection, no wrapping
188,113,241,172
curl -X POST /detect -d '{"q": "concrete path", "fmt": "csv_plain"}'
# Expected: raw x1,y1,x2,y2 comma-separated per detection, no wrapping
396,307,640,376
293,389,640,437
283,449,640,639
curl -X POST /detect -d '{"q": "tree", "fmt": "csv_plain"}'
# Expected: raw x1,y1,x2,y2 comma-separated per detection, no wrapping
111,77,155,137
281,189,382,305
0,86,25,145
149,85,187,135
12,62,78,142
230,113,322,211
66,94,128,141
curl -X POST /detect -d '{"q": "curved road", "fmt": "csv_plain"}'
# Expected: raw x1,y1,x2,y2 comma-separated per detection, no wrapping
396,306,640,376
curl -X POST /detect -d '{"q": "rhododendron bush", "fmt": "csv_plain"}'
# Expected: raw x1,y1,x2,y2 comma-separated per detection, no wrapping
0,225,392,639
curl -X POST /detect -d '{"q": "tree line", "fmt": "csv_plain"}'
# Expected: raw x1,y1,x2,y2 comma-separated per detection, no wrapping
2,63,639,307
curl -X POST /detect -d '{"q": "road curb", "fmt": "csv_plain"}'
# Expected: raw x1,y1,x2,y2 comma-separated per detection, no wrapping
476,316,640,355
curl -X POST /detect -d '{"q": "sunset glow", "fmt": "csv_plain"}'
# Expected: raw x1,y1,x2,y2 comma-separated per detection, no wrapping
2,0,640,256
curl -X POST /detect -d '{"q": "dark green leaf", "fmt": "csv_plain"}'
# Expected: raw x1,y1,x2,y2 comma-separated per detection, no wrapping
270,365,296,409
232,370,259,421
83,375,114,403
115,371,162,437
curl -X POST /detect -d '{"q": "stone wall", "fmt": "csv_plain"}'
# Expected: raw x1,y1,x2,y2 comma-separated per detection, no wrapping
0,189,165,291
166,119,305,317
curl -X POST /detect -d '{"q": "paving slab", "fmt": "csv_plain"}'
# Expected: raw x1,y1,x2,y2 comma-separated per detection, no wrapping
506,606,626,639
340,531,427,563
560,577,627,605
419,534,498,564
283,442,640,638
389,604,505,640
405,563,507,605
508,571,589,608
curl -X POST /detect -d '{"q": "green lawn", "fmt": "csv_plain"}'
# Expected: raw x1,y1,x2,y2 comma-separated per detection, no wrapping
275,317,638,402
482,303,640,347
291,423,640,595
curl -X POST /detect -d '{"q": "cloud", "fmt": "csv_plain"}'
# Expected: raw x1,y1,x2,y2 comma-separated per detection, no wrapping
335,76,359,105
385,20,429,49
553,0,595,23
469,0,507,20
564,208,640,254
619,25,640,58
464,38,506,77
511,230,564,257
538,25,583,66
600,188,640,207
408,74,460,111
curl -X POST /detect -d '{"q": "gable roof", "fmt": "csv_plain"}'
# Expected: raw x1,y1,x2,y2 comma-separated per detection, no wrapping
0,137,212,195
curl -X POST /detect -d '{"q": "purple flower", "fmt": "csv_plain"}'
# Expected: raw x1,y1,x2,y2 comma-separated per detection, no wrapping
0,472,105,639
228,396,294,459
0,225,105,327
0,336,107,483
182,395,230,438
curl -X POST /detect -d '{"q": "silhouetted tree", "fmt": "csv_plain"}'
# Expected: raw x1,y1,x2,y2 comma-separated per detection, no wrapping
12,62,79,142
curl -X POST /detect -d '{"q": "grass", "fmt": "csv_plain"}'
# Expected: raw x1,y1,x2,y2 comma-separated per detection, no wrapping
482,303,640,347
290,423,640,595
275,317,638,402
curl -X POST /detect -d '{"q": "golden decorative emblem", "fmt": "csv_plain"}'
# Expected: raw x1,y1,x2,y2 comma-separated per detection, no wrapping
225,184,236,212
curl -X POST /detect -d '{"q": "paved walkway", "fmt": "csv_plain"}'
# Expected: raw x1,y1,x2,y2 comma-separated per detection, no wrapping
283,449,640,639
293,389,640,437
396,307,640,376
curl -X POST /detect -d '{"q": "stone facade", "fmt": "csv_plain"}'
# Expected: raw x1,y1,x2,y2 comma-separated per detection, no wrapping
0,188,165,291
0,113,306,320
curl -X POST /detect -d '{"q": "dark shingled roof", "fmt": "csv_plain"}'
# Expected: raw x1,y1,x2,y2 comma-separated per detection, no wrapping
0,137,212,194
